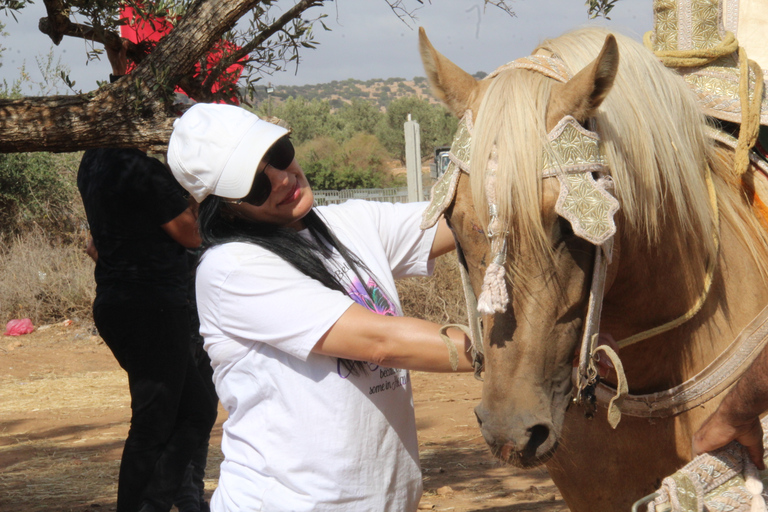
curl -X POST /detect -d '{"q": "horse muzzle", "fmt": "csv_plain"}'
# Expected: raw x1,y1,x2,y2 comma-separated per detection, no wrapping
474,403,560,468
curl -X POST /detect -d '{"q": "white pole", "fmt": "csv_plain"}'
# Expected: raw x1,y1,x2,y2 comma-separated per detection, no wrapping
404,113,423,203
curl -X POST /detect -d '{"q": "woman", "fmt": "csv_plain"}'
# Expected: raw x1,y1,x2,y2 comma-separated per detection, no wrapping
167,103,473,512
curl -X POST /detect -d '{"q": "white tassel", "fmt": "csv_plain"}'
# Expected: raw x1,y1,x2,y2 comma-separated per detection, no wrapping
477,262,509,314
745,458,767,512
477,145,509,314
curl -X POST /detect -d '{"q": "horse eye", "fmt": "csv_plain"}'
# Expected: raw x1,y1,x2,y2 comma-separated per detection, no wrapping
557,217,574,240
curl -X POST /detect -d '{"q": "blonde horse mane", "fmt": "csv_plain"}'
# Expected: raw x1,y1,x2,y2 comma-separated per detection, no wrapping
470,27,768,279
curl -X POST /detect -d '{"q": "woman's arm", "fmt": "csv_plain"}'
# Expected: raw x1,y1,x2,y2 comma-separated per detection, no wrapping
312,302,473,372
313,216,463,371
429,218,456,260
161,207,202,249
86,236,99,262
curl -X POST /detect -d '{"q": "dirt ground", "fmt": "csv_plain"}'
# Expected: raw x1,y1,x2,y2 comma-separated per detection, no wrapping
0,321,569,512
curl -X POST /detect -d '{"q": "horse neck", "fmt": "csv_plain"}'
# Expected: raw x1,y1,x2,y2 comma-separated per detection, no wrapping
600,213,768,392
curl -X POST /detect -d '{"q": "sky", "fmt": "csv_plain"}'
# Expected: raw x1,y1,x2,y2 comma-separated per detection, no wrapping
0,0,654,95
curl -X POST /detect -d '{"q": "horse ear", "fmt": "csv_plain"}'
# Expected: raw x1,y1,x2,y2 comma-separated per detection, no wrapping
545,34,619,131
419,27,480,117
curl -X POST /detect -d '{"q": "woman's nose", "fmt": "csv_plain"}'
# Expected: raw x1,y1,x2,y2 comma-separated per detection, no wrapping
265,166,291,186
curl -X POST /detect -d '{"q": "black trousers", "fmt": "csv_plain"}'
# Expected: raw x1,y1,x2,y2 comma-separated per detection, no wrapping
174,343,218,512
94,303,217,512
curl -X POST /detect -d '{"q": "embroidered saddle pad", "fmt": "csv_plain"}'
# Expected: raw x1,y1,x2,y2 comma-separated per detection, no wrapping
638,417,768,512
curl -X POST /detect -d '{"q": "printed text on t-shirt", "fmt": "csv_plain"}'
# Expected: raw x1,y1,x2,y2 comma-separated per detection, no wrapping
369,369,410,395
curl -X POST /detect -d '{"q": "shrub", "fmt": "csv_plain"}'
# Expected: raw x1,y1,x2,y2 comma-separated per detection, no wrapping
336,100,383,138
375,97,458,163
0,152,84,238
261,96,342,144
0,150,94,325
297,133,392,190
0,228,94,324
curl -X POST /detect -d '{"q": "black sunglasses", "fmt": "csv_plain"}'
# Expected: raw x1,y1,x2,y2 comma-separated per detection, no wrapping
239,136,295,207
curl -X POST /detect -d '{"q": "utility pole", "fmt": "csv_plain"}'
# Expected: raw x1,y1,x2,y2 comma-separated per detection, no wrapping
404,114,423,203
266,83,274,117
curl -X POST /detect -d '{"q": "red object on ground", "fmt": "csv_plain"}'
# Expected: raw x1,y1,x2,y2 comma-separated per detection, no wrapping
119,6,246,104
4,318,34,336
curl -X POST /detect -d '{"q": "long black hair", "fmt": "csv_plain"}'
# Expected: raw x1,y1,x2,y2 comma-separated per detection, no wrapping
197,195,378,375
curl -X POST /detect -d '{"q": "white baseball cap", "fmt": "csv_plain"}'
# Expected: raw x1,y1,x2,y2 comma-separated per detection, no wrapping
168,103,289,202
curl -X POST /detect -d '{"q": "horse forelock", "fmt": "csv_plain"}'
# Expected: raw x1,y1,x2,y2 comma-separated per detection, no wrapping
471,68,555,277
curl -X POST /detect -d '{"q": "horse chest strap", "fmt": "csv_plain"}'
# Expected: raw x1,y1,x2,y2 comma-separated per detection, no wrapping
595,301,768,418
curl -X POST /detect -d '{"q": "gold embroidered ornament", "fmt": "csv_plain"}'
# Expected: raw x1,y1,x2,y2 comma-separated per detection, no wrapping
640,419,768,512
420,112,473,231
648,0,768,126
647,0,768,179
544,116,619,246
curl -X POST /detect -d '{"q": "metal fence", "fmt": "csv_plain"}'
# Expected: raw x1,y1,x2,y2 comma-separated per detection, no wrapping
313,187,410,206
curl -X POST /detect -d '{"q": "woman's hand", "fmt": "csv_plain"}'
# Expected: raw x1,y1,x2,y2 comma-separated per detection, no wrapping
86,237,99,262
691,345,768,469
106,39,129,76
692,409,765,469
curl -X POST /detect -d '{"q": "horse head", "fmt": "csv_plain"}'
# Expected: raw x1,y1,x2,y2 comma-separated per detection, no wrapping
420,27,621,467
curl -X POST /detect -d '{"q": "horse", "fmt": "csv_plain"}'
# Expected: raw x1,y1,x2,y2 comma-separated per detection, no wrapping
418,26,768,511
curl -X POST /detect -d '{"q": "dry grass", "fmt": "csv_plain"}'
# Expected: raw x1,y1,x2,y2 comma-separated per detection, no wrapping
0,228,94,325
0,232,465,330
397,255,468,325
0,371,127,414
0,446,120,508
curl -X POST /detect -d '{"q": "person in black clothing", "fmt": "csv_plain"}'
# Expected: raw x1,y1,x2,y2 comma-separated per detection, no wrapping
78,44,217,512
173,249,218,512
79,147,217,512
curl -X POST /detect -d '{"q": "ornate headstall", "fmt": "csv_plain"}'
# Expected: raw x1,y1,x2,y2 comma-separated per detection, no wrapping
420,112,472,230
421,54,620,314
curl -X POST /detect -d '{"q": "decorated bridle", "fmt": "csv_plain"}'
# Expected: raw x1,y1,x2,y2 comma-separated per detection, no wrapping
421,54,622,421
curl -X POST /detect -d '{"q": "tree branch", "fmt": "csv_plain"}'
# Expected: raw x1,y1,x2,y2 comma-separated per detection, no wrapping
38,17,146,60
2,0,506,152
0,81,174,152
0,0,330,151
1,0,273,152
40,0,70,45
201,0,324,95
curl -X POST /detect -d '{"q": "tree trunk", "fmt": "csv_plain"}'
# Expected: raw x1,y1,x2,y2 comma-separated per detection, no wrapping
0,82,173,153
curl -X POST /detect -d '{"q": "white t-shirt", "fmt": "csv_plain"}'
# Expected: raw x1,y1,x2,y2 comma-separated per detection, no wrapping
196,200,438,512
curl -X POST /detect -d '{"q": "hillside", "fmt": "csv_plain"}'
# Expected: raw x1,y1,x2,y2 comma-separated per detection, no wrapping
254,72,487,111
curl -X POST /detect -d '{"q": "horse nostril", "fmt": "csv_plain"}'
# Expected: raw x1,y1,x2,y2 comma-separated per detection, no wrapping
527,424,550,453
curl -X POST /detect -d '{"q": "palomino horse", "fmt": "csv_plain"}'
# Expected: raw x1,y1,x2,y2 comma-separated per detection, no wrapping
419,27,768,511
